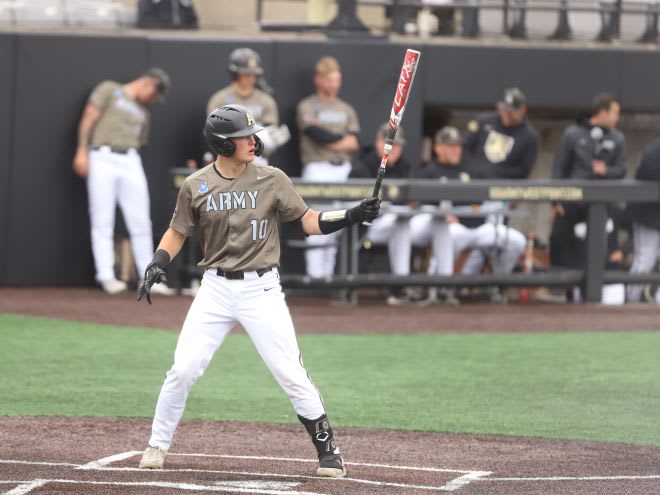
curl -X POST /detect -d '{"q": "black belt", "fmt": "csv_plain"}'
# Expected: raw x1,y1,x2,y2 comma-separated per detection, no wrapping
329,159,345,165
216,267,272,280
90,145,133,154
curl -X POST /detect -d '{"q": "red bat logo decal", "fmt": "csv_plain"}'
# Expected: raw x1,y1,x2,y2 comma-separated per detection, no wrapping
390,50,420,129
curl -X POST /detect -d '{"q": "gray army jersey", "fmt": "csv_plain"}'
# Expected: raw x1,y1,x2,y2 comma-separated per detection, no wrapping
88,81,151,149
207,86,278,126
296,94,359,165
171,162,308,271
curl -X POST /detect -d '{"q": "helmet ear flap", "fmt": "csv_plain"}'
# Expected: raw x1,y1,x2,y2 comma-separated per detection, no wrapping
205,129,236,157
219,138,236,157
254,134,264,157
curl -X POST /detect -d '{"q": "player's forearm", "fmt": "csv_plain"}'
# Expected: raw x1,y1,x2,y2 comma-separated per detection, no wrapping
157,228,186,261
76,105,101,150
77,123,92,150
326,135,358,153
302,198,380,236
301,209,322,235
302,207,361,236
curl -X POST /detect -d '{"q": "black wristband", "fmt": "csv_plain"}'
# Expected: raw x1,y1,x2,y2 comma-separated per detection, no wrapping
318,209,350,234
152,249,171,268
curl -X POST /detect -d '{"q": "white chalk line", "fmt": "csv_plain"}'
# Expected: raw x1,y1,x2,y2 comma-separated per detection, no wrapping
171,453,478,474
0,460,78,468
98,465,465,492
77,450,141,470
90,450,487,492
0,456,481,493
1,479,327,495
11,453,660,492
217,481,301,490
2,479,48,495
483,474,660,482
442,471,493,491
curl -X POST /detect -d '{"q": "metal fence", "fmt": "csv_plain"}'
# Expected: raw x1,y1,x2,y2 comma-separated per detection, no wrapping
258,0,660,42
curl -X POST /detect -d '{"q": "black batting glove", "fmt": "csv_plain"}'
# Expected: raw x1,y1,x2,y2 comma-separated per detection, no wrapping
137,249,170,305
347,197,381,224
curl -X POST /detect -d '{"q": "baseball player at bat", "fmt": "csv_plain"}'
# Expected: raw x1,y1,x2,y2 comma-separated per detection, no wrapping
137,104,380,477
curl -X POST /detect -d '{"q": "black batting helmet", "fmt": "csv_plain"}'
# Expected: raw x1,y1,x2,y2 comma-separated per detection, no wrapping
204,104,265,157
228,48,264,77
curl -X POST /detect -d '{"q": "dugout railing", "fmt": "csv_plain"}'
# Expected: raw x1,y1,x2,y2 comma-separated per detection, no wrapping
257,0,660,43
169,169,660,303
355,0,660,41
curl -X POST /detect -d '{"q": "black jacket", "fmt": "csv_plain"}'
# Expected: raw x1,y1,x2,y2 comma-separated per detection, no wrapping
627,137,660,231
349,145,412,179
463,112,539,179
417,160,464,180
417,159,482,228
552,122,627,180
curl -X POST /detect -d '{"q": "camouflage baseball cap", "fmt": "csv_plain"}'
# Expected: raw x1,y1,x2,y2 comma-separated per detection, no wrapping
434,126,462,145
497,87,526,112
144,67,171,102
377,122,406,145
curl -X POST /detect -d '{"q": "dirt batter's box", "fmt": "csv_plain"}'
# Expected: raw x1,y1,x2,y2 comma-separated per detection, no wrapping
34,450,492,493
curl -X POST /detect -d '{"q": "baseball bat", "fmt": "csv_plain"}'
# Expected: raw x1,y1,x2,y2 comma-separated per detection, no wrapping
371,48,421,199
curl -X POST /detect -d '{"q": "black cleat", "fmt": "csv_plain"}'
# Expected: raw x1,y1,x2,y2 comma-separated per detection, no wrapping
317,453,347,478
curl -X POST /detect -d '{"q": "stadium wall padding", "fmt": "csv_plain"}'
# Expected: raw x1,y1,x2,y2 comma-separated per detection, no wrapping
8,34,148,285
4,32,660,285
0,34,15,285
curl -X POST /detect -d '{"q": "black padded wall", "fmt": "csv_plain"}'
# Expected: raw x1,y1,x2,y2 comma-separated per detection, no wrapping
8,33,148,285
6,32,660,286
0,34,15,285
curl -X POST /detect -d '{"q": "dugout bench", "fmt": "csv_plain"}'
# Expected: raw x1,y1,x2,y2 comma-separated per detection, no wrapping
169,169,660,303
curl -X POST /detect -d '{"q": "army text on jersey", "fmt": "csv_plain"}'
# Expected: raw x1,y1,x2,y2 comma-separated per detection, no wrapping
170,162,308,271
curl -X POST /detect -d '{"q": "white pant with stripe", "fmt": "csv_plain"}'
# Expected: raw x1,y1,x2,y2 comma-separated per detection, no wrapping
149,268,326,450
87,147,153,283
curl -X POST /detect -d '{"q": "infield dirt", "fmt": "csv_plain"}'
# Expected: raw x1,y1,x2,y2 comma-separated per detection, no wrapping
1,288,660,494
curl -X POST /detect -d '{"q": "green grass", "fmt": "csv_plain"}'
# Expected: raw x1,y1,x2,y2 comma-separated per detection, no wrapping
1,313,659,446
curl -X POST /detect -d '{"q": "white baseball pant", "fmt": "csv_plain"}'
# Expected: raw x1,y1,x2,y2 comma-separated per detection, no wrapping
301,160,352,278
149,268,326,450
87,147,154,284
627,222,660,303
409,213,454,276
451,223,526,274
366,212,412,276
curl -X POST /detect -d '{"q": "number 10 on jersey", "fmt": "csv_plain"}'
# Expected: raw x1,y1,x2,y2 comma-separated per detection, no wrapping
250,218,268,240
